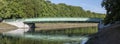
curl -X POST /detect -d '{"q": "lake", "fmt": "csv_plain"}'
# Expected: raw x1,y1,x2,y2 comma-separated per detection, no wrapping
1,27,97,44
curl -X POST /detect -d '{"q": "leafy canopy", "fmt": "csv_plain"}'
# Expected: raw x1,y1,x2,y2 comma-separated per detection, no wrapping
0,0,105,19
102,0,120,24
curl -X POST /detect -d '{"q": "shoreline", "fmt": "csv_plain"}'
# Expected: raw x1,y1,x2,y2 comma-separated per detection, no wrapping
0,22,17,33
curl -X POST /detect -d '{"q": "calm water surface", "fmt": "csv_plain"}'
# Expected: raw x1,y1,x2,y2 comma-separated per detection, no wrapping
2,27,97,44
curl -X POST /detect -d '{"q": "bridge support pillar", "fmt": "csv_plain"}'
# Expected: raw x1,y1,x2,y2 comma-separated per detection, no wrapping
26,23,35,32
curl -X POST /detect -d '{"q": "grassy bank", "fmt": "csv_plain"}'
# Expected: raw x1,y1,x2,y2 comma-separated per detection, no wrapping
0,23,17,33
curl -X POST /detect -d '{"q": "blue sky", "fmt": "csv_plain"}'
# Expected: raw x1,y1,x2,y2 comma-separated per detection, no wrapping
49,0,106,14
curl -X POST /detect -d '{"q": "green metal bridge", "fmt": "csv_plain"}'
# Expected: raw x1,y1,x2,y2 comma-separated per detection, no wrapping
22,17,101,32
24,18,101,23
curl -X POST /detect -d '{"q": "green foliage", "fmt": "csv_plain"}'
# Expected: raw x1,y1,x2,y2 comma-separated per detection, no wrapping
0,0,40,18
102,0,120,24
0,0,105,19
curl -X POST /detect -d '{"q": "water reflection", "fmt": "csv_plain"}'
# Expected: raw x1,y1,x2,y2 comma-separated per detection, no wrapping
24,33,88,41
24,33,88,44
32,27,97,36
2,27,97,44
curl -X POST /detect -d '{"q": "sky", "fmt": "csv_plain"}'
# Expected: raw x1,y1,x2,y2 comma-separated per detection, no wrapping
49,0,106,14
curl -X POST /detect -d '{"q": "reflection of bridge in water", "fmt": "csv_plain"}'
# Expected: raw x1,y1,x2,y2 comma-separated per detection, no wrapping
4,18,102,32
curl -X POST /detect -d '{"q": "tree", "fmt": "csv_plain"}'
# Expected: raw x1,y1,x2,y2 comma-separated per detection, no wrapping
0,0,105,19
102,0,120,25
0,0,43,19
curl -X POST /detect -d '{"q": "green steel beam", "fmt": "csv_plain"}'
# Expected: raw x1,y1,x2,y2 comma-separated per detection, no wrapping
24,18,101,23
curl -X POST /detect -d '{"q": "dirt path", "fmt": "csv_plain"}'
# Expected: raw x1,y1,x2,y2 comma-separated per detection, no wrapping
0,23,17,33
35,23,98,30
